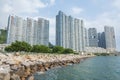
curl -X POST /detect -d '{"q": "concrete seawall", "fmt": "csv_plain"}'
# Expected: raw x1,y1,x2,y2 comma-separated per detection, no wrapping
0,53,93,80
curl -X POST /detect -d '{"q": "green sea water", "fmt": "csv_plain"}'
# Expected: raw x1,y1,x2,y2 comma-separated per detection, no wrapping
34,56,120,80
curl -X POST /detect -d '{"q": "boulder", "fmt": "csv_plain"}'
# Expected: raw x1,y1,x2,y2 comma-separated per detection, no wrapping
14,52,20,56
10,74,20,80
0,65,10,80
27,75,34,80
0,73,10,80
0,61,2,65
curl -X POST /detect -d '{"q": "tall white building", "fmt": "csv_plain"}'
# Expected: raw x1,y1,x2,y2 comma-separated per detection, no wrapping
37,18,49,46
84,28,89,47
74,19,85,51
26,18,35,45
104,26,116,51
7,15,49,46
7,16,23,43
56,11,85,52
88,28,98,47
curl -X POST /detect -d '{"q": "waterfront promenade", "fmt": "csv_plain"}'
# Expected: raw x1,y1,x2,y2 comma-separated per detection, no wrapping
0,52,93,80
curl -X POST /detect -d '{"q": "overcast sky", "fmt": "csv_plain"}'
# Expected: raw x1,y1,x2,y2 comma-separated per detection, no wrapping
0,0,120,51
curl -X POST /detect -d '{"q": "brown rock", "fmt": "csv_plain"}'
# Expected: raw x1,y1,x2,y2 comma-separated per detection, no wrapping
28,75,34,80
24,67,31,77
14,66,25,77
21,77,26,80
14,52,20,56
0,73,10,80
10,74,20,80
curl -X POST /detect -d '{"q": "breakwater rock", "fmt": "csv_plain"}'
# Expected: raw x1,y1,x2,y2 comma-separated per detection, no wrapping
0,53,93,80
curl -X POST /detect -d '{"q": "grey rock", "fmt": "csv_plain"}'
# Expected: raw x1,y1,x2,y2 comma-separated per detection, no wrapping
0,73,10,80
28,75,34,80
10,74,20,80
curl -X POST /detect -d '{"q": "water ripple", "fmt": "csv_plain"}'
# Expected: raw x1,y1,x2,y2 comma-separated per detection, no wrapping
34,56,120,80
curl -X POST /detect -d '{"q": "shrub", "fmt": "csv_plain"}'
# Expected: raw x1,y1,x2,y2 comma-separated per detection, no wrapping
5,41,74,54
31,45,50,53
52,46,64,53
5,46,13,52
94,53,110,56
62,48,74,54
5,41,32,52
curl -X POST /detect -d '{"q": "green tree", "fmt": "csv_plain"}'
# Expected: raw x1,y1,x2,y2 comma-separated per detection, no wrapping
31,45,50,53
5,46,13,52
52,46,64,53
5,41,32,52
62,48,74,54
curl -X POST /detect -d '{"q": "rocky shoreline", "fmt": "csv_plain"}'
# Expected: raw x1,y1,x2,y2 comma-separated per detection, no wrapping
0,53,93,80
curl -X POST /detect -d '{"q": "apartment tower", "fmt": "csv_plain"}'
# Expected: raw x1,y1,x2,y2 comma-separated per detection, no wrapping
7,15,49,46
56,11,85,52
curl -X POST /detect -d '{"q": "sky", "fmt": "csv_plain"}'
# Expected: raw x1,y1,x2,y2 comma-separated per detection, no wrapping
0,0,120,51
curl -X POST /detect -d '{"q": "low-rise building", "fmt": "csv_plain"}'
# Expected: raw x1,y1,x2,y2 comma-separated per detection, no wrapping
85,47,107,53
0,44,8,52
85,47,116,53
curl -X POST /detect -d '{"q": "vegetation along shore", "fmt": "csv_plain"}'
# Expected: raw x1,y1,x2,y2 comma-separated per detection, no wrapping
0,52,93,80
0,41,94,80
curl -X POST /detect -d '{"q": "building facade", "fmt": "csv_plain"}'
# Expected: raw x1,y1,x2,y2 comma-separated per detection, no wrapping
98,32,106,48
56,11,85,52
87,26,116,52
88,28,98,47
104,26,116,51
7,15,49,46
84,28,89,47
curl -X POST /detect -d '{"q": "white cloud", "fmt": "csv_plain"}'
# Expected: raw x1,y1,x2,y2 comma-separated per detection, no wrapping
113,0,120,9
85,12,113,31
86,12,119,30
0,0,54,28
72,7,83,15
6,0,48,14
50,0,55,6
2,4,13,13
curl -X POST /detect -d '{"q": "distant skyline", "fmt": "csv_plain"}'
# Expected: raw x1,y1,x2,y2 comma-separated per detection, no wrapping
0,0,120,51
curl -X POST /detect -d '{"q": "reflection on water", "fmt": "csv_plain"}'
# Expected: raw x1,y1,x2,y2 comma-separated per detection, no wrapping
34,56,120,80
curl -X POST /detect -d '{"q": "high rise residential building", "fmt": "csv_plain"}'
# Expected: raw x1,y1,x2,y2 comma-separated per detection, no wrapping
7,15,49,46
104,26,116,51
7,16,23,44
56,11,85,52
37,18,49,46
84,28,89,47
26,18,34,45
74,19,85,51
98,32,106,48
88,28,98,47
